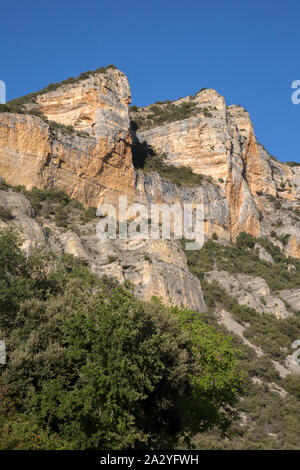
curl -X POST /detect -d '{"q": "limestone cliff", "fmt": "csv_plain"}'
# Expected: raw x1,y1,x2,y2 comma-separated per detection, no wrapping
0,67,135,206
132,89,300,253
0,67,299,312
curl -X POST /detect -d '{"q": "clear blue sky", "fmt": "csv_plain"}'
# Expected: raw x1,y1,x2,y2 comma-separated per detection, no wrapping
0,0,299,162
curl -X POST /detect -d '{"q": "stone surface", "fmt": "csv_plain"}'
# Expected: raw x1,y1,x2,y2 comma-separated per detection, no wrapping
0,68,135,207
58,230,90,259
0,68,299,312
279,289,300,312
135,170,231,242
255,243,274,264
0,188,207,313
133,89,300,252
205,270,289,318
0,188,46,254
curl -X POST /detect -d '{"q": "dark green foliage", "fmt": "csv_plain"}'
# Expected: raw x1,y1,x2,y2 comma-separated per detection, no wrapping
184,235,300,291
133,151,205,187
282,374,300,399
0,205,14,221
80,207,97,224
47,120,76,136
0,230,243,449
21,187,70,215
7,185,97,227
131,100,198,130
286,161,300,167
179,230,300,449
182,236,300,363
236,231,255,249
54,204,68,228
0,103,90,138
193,381,300,449
0,178,9,191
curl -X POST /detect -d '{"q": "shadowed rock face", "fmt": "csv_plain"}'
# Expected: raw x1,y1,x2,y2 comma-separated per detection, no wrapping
135,171,231,243
0,68,135,206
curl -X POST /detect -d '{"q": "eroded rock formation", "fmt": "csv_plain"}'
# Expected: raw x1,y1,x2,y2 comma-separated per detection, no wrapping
132,88,300,252
0,66,299,311
0,67,135,206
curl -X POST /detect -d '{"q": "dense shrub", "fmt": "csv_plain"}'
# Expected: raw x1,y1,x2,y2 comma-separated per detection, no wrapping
0,229,243,449
182,236,300,363
131,100,198,130
0,205,14,221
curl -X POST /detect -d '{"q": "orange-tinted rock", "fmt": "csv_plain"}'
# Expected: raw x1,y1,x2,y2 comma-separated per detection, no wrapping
0,68,135,206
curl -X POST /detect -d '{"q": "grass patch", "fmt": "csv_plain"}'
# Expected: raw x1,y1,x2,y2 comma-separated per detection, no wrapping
133,150,206,187
131,100,199,131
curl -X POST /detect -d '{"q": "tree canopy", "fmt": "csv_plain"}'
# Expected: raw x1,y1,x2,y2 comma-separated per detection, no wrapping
0,229,243,449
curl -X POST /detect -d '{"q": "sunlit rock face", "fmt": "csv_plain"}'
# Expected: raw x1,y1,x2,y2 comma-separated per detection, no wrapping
0,63,299,317
133,89,300,249
0,68,135,206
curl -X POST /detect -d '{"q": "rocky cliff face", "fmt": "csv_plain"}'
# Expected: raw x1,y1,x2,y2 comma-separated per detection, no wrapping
0,67,135,206
0,187,206,312
133,90,300,254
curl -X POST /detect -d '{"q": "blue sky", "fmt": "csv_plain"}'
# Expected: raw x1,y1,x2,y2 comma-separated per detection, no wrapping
0,0,299,162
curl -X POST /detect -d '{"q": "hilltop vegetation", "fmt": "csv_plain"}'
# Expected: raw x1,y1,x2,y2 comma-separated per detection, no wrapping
1,65,117,109
130,101,199,131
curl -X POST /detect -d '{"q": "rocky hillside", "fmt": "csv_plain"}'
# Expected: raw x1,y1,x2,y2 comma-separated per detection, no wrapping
0,66,299,309
131,90,300,257
0,66,300,449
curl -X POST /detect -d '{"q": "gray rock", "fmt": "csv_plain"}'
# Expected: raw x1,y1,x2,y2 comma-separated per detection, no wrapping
255,243,274,264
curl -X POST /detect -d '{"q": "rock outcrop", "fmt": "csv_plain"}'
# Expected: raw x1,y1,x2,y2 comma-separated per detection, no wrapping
0,67,135,207
0,66,299,311
0,188,46,254
0,188,206,312
132,89,300,249
205,270,289,318
279,289,300,313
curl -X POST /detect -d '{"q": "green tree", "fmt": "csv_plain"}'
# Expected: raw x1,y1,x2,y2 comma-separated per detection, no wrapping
0,229,244,449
